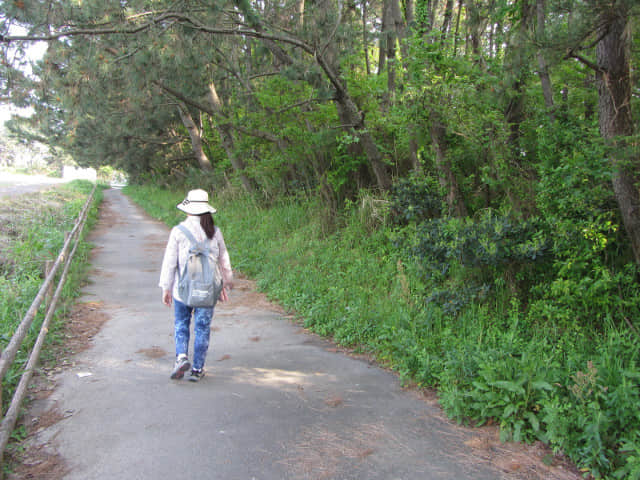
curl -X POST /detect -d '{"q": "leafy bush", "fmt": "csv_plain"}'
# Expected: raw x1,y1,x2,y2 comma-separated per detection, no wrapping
403,209,549,313
527,129,640,330
390,176,442,225
127,183,640,480
537,329,640,478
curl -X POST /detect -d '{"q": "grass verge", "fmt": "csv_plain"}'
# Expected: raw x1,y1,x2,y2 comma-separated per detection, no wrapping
0,180,102,473
124,184,638,480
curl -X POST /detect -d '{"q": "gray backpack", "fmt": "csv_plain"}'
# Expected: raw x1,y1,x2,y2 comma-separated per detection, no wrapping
177,224,224,307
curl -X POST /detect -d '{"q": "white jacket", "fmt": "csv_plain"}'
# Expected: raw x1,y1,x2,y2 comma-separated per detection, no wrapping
158,215,233,303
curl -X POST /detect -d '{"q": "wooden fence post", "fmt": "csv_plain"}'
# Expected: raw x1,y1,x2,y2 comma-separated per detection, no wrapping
45,260,54,306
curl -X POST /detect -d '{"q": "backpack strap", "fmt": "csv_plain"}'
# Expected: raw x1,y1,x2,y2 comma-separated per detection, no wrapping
177,224,198,246
177,224,211,257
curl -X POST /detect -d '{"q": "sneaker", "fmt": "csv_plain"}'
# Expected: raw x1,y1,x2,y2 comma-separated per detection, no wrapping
170,355,191,380
188,369,205,382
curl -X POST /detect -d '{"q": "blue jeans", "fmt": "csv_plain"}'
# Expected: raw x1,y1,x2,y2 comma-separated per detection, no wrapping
173,298,214,371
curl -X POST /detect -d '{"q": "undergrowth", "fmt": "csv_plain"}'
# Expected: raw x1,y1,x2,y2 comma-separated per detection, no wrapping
125,183,640,480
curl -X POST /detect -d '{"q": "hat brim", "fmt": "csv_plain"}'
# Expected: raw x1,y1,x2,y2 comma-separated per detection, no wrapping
176,202,217,215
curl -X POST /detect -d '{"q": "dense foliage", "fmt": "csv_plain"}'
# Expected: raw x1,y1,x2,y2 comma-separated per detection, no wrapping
3,0,640,478
127,181,639,480
2,2,638,215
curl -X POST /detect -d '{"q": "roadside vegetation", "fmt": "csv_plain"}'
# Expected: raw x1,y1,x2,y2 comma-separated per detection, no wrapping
126,182,639,480
4,0,640,478
0,181,101,427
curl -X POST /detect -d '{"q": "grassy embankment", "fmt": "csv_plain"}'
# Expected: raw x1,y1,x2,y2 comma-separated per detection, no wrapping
125,184,640,480
0,181,102,439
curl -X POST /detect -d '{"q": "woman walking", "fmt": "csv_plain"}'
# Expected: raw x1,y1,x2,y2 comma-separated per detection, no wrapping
159,189,233,381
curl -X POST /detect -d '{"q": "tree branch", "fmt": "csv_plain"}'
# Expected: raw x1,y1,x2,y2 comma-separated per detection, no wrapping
0,11,314,55
154,80,286,147
320,0,343,57
231,123,289,146
0,22,153,42
2,10,351,112
565,50,603,73
276,98,324,113
248,71,281,80
152,80,216,117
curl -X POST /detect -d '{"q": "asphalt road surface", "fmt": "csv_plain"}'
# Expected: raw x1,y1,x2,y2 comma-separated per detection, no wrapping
20,188,579,480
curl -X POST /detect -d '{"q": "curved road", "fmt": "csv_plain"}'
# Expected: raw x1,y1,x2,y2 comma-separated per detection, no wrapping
22,188,579,480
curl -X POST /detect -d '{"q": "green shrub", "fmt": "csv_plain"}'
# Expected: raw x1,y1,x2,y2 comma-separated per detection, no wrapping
542,330,640,478
389,176,442,225
127,183,640,480
400,209,549,314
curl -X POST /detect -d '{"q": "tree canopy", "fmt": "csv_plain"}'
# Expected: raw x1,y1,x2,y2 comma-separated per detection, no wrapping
1,0,638,274
1,0,637,223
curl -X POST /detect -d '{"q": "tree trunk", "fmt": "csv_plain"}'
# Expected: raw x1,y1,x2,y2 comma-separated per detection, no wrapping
206,83,255,193
392,0,407,66
430,116,467,216
334,99,389,189
408,136,421,172
278,37,393,189
505,81,525,144
176,102,212,171
297,0,305,29
380,0,407,106
596,8,640,265
440,0,454,41
386,0,397,95
362,0,371,75
453,0,463,55
403,0,414,26
380,0,404,99
537,51,554,116
535,0,554,120
378,0,389,75
233,0,393,190
466,0,484,56
504,0,533,145
428,0,438,32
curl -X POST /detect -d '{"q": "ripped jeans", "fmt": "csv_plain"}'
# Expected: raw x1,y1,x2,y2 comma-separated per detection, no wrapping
173,298,214,371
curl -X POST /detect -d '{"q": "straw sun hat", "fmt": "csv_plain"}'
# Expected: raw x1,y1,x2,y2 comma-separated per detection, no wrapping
176,189,217,215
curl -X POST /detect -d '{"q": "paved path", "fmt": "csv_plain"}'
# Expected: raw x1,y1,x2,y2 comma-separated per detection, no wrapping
23,188,576,480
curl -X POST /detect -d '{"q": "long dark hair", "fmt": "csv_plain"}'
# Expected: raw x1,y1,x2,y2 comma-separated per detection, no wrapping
199,212,216,239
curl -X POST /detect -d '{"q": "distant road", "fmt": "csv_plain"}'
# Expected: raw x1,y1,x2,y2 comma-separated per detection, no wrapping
0,172,68,198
